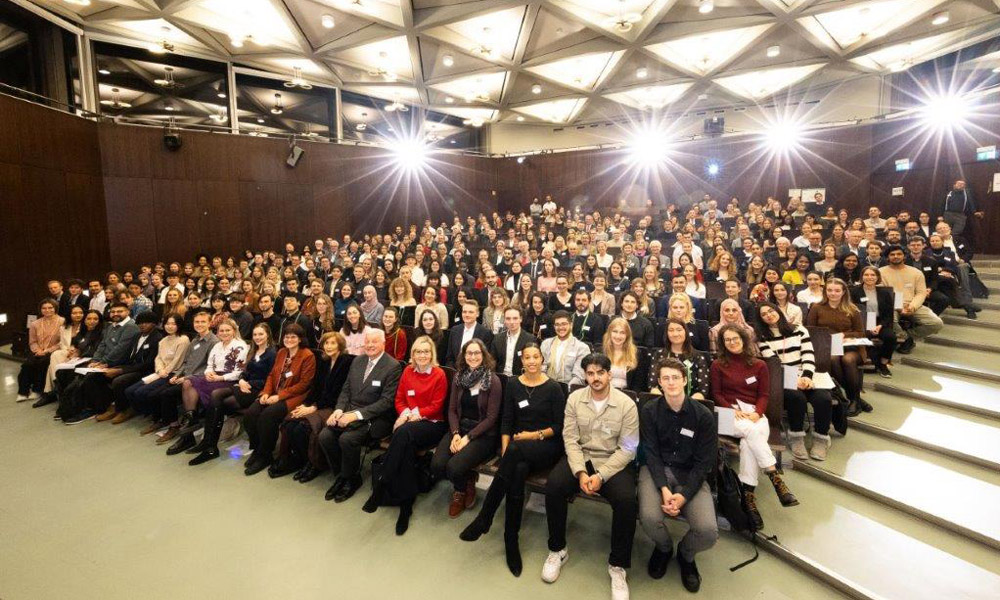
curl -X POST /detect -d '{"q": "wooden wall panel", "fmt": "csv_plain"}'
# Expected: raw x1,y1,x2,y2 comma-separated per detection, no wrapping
103,177,157,267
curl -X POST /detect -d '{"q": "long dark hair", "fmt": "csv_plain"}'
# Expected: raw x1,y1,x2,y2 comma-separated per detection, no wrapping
664,317,694,358
717,324,755,366
754,301,795,340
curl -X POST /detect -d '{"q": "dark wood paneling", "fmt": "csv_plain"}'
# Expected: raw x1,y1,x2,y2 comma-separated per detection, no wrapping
103,176,157,267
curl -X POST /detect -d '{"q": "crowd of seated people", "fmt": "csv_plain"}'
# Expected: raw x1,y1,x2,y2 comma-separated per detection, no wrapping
14,187,988,599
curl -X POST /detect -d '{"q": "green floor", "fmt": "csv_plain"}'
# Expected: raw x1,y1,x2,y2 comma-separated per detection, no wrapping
0,359,841,600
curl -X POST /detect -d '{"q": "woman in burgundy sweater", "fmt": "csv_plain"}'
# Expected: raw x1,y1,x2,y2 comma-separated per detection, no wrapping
363,335,448,535
710,325,798,528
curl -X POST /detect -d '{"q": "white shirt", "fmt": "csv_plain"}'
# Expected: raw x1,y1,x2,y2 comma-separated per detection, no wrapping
503,330,520,377
542,201,557,213
460,324,476,349
410,267,426,287
158,283,186,305
672,245,704,269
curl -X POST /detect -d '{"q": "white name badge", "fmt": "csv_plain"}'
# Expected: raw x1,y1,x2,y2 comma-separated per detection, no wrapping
680,428,694,438
539,325,547,330
193,344,201,350
516,350,522,356
372,380,381,387
859,297,868,303
407,389,415,396
518,399,529,409
285,371,294,377
923,267,932,271
143,344,149,349
745,376,757,384
471,389,480,396
582,326,590,331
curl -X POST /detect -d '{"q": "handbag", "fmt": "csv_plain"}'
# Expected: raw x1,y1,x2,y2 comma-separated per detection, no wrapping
715,448,768,571
829,383,849,436
967,266,990,299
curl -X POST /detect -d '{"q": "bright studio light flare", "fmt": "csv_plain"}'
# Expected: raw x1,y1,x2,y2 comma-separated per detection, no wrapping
626,130,670,167
920,93,970,131
763,120,802,153
390,138,430,172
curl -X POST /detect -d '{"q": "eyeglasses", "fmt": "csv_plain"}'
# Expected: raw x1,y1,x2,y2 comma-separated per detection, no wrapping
723,337,742,344
465,349,482,356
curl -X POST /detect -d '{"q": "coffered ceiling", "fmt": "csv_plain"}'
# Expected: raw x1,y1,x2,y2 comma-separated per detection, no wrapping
25,0,1000,127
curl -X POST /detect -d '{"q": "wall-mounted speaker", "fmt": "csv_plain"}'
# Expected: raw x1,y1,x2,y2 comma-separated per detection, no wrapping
287,145,304,168
163,132,182,151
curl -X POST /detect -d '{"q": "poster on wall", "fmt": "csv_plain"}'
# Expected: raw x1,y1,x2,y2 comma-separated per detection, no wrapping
802,188,827,205
788,189,802,201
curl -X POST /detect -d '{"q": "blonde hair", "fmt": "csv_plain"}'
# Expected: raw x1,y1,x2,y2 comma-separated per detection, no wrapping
667,292,695,323
216,318,242,341
602,317,637,370
389,277,414,304
409,335,439,367
820,277,859,316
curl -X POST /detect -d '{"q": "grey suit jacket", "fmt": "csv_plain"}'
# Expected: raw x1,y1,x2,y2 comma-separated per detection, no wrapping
92,319,141,367
336,352,403,421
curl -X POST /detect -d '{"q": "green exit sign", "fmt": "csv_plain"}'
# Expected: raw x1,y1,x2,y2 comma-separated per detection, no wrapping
977,145,997,161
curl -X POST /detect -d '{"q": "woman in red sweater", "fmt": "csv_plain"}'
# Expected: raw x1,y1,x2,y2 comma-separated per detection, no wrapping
363,335,448,535
710,325,798,528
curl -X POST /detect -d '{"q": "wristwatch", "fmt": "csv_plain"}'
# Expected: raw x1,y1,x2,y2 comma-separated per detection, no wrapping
537,430,544,440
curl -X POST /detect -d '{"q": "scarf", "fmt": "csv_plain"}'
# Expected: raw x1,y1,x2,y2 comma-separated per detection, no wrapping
360,294,380,315
457,366,492,392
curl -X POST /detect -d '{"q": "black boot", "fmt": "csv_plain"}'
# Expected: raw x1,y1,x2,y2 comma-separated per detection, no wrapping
362,479,382,513
187,407,219,454
460,477,506,541
189,416,223,466
504,494,524,577
396,501,413,535
166,432,196,455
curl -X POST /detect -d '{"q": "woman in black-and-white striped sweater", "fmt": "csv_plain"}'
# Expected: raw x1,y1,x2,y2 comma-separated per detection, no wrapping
754,302,834,461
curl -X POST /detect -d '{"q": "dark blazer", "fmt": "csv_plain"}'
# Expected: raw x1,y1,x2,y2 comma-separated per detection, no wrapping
850,286,894,331
524,311,553,340
950,235,974,263
445,323,494,367
572,311,605,345
490,330,537,377
241,346,277,390
624,315,655,348
279,311,315,348
905,254,942,290
57,293,88,320
119,329,164,375
309,353,354,410
336,352,403,421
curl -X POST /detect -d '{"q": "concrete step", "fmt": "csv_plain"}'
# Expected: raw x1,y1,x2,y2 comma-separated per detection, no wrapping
793,429,1000,551
872,364,1000,418
925,335,1000,354
850,389,1000,471
761,469,1000,600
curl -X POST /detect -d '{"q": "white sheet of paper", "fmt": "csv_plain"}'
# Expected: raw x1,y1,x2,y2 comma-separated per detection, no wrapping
55,357,90,371
866,312,877,331
843,338,874,347
735,399,756,414
141,373,160,384
894,291,904,310
715,406,736,436
783,365,799,390
830,333,844,357
74,367,105,375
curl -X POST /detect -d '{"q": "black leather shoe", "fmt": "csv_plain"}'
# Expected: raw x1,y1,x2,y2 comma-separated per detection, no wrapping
897,336,916,354
292,464,310,481
32,393,57,408
396,503,412,536
298,465,321,484
325,477,347,501
188,446,220,466
858,398,874,413
268,459,301,479
648,547,672,579
334,476,362,503
244,457,270,476
362,494,379,513
677,554,702,593
166,433,196,456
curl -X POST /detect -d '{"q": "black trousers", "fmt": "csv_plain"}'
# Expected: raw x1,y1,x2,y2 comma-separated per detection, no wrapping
380,420,448,503
18,354,51,395
545,457,637,569
111,372,149,412
785,388,833,435
494,438,563,501
869,326,896,365
243,400,289,460
430,434,498,491
151,382,184,424
317,415,394,479
78,371,116,413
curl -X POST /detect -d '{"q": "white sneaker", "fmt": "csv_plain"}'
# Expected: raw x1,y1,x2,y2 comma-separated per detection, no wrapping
541,549,568,583
608,565,629,600
16,395,29,402
27,391,40,400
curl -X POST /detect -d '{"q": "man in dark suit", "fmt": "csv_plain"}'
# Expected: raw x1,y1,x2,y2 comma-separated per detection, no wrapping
446,301,493,367
319,328,403,503
572,290,605,346
91,310,163,423
58,279,89,319
490,306,536,378
939,179,983,237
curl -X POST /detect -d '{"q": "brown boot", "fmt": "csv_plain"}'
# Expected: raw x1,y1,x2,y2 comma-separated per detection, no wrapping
464,474,478,509
156,426,180,445
743,488,764,529
95,407,117,422
768,471,799,507
111,408,135,425
140,420,163,436
448,492,467,518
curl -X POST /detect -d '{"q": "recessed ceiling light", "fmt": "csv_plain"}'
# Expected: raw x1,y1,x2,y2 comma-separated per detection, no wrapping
516,116,525,122
994,66,1000,74
442,54,454,67
271,93,283,115
217,92,226,99
445,97,454,104
65,0,91,5
698,0,714,14
766,45,780,58
931,11,949,26
257,117,265,123
531,84,542,94
636,67,648,79
98,68,110,75
164,104,175,112
321,14,335,29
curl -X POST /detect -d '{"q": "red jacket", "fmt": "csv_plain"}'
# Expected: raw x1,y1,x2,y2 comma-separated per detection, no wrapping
394,366,447,421
261,347,317,409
